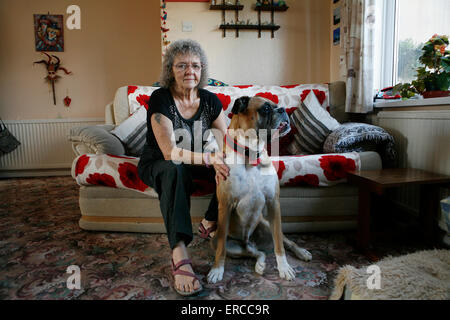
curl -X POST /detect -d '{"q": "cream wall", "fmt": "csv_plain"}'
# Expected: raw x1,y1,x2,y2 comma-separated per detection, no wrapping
0,0,162,120
165,0,331,86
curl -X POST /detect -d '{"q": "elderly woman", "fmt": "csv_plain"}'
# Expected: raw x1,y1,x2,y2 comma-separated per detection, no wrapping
137,39,229,296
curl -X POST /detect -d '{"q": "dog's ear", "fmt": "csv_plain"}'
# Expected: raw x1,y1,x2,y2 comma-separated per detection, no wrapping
231,96,251,115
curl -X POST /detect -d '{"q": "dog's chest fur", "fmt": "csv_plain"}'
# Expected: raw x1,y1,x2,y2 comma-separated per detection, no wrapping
223,153,278,240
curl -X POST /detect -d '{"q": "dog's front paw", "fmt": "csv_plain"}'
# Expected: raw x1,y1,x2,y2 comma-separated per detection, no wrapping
278,263,296,281
294,247,312,262
255,260,266,275
207,266,224,284
276,255,296,281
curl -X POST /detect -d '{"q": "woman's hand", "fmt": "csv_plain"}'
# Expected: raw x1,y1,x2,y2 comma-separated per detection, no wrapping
210,152,229,184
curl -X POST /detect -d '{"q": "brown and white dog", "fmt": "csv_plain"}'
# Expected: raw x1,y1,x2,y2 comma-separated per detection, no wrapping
207,96,312,284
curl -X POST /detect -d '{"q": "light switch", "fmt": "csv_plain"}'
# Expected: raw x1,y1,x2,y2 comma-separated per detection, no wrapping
182,21,193,32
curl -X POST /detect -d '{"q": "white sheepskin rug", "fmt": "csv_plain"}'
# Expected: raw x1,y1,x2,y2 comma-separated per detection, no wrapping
330,249,450,300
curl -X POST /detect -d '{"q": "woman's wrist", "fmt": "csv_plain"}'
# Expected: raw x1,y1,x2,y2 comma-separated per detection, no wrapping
203,152,211,168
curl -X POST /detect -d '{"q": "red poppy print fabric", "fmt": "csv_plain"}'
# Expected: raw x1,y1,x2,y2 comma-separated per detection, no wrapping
118,162,148,192
272,152,360,187
319,155,356,181
75,154,90,177
215,93,232,111
300,89,327,109
72,152,360,196
127,86,160,114
255,92,279,104
136,94,150,110
205,84,329,128
86,173,117,188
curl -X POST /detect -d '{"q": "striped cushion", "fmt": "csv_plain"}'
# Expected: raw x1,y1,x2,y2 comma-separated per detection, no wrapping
110,106,147,156
288,91,340,154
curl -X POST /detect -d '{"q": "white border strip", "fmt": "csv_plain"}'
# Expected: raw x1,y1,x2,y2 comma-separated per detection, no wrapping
374,97,450,108
2,118,105,124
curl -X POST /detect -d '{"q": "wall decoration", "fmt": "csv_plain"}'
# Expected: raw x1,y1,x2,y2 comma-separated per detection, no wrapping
333,7,340,25
34,53,72,105
34,14,64,52
333,0,340,3
161,0,170,53
333,27,340,46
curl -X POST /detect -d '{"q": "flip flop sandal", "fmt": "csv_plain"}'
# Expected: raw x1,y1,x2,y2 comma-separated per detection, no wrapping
171,259,202,297
198,221,217,240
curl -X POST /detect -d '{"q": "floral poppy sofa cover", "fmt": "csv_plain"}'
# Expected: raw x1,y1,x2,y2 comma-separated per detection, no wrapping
68,82,388,234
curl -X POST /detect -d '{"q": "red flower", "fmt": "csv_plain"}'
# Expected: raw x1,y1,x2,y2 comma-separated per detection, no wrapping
75,155,90,177
286,107,297,116
118,162,148,192
271,160,286,180
136,94,150,110
234,85,253,89
319,155,356,181
215,93,232,110
192,180,215,197
300,89,327,106
128,86,138,95
86,173,117,188
256,92,279,104
281,84,299,89
286,174,319,187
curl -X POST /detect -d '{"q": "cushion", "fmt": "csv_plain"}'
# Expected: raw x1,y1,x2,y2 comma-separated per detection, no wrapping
288,91,340,155
207,78,229,87
110,106,147,157
323,122,397,168
69,124,125,155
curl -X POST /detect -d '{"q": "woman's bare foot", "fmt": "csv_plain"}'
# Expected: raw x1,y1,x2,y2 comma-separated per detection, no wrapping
172,242,201,295
201,219,217,238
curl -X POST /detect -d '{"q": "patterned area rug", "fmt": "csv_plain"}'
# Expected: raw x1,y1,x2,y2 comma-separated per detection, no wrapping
0,177,432,300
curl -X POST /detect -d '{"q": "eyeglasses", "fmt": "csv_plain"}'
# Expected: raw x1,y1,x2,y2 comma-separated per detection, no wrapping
174,63,202,72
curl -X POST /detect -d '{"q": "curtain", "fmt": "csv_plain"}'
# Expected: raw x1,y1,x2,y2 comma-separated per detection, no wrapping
341,0,376,113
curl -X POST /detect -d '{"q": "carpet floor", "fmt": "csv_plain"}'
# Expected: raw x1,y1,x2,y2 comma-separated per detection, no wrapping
0,176,434,300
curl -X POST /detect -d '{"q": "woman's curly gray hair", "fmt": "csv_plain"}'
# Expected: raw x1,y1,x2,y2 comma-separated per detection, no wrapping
159,39,209,89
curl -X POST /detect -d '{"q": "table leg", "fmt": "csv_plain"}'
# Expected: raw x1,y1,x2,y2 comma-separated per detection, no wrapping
357,188,372,250
419,184,440,245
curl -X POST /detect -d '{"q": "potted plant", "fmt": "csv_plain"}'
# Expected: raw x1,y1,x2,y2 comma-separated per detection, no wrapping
394,34,450,99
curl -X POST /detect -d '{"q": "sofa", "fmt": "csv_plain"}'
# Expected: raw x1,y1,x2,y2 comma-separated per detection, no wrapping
69,81,385,234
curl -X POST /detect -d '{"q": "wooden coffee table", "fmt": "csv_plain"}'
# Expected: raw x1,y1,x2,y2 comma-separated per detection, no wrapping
347,168,450,251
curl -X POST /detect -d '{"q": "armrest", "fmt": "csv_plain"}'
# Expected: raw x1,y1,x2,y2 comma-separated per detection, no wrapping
68,124,126,156
328,81,349,123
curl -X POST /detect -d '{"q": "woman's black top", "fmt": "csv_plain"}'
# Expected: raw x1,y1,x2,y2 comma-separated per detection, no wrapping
140,87,223,163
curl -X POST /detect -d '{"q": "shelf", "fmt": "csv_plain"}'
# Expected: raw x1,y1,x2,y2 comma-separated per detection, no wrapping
254,5,289,11
210,5,244,10
219,24,280,31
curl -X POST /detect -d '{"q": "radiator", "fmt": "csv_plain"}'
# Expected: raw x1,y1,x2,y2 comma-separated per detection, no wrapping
0,119,103,177
373,110,450,213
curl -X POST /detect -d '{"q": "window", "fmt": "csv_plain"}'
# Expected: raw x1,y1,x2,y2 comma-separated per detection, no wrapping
377,0,450,90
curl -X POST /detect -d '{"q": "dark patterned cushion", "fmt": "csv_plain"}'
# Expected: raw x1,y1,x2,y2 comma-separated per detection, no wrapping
323,123,397,168
207,78,228,87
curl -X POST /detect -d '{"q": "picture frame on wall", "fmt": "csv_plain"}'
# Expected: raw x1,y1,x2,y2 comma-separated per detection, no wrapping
333,7,341,25
333,27,340,46
33,14,64,52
